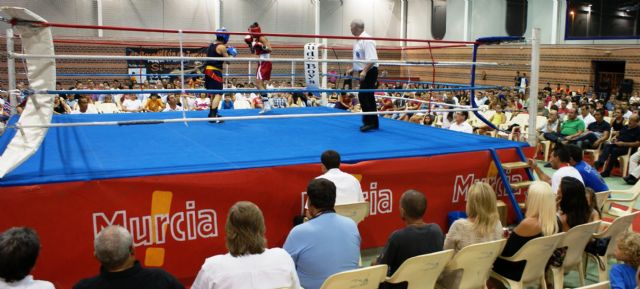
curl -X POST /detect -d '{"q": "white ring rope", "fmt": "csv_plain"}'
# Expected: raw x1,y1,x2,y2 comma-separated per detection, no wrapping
10,53,499,67
11,108,480,129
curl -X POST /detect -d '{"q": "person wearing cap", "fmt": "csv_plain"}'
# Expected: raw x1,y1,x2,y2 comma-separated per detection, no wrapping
244,22,273,114
205,27,237,123
346,19,379,132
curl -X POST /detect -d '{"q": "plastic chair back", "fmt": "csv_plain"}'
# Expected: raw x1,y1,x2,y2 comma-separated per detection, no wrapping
319,265,388,289
386,250,454,289
335,202,370,224
447,239,507,289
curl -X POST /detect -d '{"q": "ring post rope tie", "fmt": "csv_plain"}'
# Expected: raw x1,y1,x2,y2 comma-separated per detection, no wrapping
178,29,188,127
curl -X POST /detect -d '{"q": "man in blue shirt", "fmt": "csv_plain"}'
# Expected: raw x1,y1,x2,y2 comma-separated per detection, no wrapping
566,144,609,192
284,178,361,289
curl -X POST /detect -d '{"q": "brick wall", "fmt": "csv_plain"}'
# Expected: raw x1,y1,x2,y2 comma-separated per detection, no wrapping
0,37,402,88
2,36,638,93
403,45,640,93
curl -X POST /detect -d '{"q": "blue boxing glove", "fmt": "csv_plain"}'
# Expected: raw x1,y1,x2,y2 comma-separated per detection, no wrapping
226,46,238,57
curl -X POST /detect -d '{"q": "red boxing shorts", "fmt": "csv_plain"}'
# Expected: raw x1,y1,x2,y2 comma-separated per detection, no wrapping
256,61,272,81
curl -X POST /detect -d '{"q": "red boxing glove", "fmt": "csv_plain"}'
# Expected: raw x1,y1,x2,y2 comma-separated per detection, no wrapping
244,35,254,53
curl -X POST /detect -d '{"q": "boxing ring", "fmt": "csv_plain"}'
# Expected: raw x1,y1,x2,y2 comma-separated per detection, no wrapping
0,7,534,288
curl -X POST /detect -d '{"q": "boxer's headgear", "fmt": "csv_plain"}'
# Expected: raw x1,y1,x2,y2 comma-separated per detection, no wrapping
248,22,261,37
215,27,229,44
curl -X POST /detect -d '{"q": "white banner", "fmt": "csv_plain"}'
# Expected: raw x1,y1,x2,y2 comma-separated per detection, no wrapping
304,43,321,95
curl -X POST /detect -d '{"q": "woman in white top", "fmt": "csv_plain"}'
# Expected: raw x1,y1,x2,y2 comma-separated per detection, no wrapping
439,182,503,288
121,94,142,113
191,202,300,289
194,93,211,111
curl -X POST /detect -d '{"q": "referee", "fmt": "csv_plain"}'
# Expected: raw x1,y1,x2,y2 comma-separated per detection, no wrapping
347,19,379,132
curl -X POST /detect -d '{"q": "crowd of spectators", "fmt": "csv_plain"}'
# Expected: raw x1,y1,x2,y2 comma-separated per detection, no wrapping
1,149,639,289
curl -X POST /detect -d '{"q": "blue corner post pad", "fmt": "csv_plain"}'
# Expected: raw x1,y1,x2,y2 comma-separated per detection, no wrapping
475,36,525,45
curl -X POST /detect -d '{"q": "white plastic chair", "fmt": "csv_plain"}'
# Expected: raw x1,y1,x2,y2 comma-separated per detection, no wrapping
594,191,610,213
335,202,370,224
440,239,507,289
319,264,388,289
386,250,455,289
584,211,640,282
601,183,640,218
548,221,601,289
491,233,566,289
575,281,610,289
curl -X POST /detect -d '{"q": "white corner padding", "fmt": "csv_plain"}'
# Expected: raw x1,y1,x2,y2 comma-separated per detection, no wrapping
0,7,55,178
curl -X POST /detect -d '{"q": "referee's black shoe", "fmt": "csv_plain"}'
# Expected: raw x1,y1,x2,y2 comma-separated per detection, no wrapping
360,124,379,132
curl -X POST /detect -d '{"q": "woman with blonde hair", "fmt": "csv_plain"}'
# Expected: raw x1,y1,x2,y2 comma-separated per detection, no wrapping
191,201,301,289
491,181,560,283
444,182,503,252
439,182,503,288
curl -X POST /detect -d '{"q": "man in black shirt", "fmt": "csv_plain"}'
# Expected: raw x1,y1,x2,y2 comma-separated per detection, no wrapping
374,190,444,289
595,114,640,177
570,109,611,149
73,226,184,289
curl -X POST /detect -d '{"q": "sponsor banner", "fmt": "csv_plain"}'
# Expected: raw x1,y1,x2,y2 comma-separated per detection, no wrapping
303,43,321,94
0,148,530,288
125,47,207,83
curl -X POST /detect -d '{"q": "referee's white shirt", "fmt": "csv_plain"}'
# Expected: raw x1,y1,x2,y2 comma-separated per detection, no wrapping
316,168,364,204
352,31,378,72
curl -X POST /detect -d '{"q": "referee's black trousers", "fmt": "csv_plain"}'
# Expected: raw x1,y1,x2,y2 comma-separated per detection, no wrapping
358,67,379,127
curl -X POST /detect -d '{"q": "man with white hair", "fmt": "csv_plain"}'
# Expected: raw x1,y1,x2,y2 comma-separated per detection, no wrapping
73,226,184,289
346,19,379,132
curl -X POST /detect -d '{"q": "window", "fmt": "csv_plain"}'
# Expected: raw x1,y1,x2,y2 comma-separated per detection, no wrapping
566,0,640,39
431,0,447,40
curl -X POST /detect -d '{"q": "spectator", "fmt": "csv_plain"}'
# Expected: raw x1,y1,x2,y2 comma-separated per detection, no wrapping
66,93,79,111
71,96,98,114
316,150,364,205
144,93,165,112
0,227,55,289
191,202,300,289
374,190,443,289
73,226,184,289
194,93,211,111
533,110,560,158
578,104,596,127
570,109,611,149
448,111,473,134
53,96,71,114
288,93,307,108
544,108,585,144
121,94,143,113
283,178,360,289
595,114,640,177
443,182,502,252
476,103,506,135
528,145,584,194
334,93,354,111
491,181,559,283
163,95,184,112
557,177,599,232
221,94,234,110
610,232,640,289
612,108,626,131
439,182,502,288
565,144,609,192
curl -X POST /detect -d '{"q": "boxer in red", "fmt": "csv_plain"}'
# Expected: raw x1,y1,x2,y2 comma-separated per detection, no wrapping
244,22,273,114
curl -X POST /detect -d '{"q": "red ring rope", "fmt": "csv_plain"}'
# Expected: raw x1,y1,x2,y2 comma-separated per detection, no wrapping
18,20,478,45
